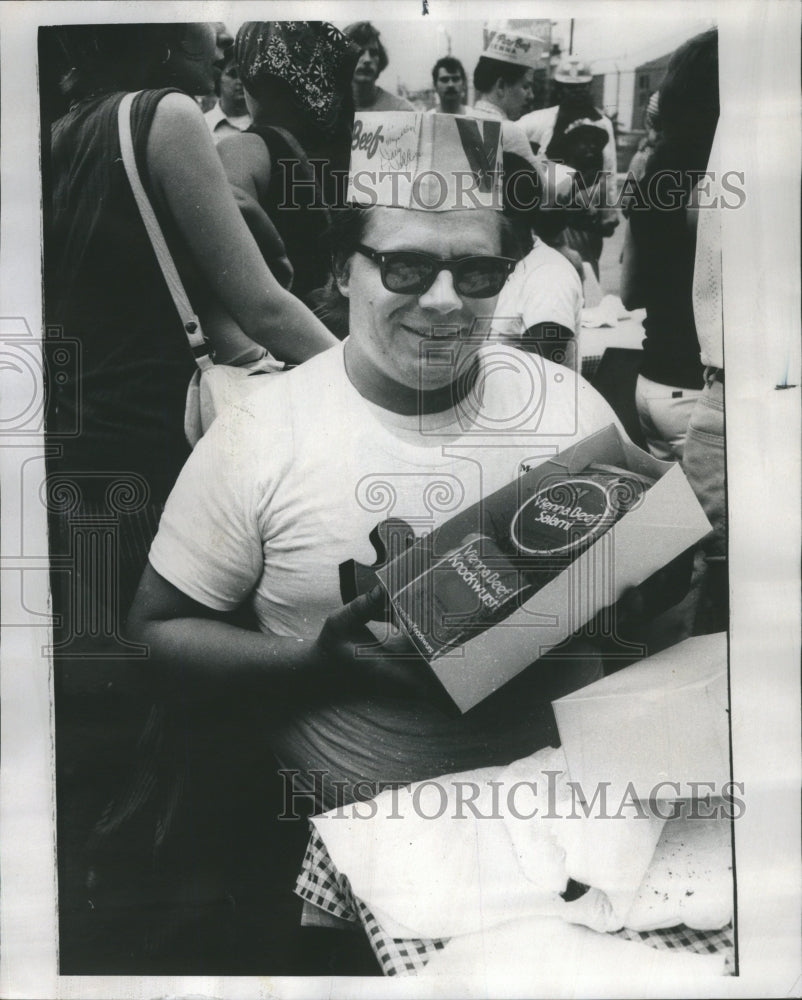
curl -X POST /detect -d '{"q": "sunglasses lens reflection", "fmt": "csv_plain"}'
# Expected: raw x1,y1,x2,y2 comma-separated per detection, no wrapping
457,260,509,297
381,253,510,298
383,254,436,293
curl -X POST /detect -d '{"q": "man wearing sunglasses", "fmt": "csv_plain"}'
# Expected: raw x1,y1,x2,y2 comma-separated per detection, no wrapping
128,114,625,812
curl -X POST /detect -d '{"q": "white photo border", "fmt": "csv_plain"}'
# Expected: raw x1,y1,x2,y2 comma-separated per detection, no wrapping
1,1,799,997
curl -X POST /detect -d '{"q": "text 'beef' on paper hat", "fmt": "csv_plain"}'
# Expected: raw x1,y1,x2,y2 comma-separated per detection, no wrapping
482,29,546,68
347,112,505,211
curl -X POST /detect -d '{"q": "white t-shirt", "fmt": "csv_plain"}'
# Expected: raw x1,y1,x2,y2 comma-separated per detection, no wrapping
494,237,583,340
149,341,621,800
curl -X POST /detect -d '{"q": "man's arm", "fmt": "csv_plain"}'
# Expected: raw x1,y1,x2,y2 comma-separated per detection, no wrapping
127,565,438,703
127,565,313,696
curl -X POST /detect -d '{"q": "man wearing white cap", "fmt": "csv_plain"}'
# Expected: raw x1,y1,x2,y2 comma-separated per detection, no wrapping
128,111,627,811
469,29,547,168
519,56,617,200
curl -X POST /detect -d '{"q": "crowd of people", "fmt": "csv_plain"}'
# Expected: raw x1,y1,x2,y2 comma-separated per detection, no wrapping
42,19,725,975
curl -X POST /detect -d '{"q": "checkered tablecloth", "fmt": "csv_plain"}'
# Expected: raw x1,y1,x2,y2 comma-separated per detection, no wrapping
295,827,734,977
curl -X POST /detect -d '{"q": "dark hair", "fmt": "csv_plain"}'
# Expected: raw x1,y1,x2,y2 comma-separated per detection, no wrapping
473,56,528,95
55,23,197,102
644,28,719,189
656,29,718,157
343,21,388,74
547,95,601,157
432,56,466,86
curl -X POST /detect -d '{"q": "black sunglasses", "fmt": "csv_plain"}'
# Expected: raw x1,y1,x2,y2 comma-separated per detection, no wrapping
355,244,516,298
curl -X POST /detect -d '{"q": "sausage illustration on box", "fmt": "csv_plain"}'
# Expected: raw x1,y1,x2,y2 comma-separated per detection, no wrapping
375,424,713,713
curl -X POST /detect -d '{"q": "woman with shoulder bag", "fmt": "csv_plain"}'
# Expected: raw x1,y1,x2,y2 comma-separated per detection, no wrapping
44,23,336,970
46,22,337,615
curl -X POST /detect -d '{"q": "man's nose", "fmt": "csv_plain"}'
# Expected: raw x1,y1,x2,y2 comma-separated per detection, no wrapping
418,269,463,313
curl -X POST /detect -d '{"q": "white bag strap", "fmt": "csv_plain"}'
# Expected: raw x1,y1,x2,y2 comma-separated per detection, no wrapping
117,92,213,371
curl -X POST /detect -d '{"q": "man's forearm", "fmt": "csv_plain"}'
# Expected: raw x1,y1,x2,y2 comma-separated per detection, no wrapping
131,615,316,699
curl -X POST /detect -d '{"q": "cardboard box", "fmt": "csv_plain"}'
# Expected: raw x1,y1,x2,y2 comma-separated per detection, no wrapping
376,425,712,713
552,632,729,802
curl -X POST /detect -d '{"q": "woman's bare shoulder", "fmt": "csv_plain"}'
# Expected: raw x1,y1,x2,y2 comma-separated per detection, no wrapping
151,90,204,119
146,93,218,173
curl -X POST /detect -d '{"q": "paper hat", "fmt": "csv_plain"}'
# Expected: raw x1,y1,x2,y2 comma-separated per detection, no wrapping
482,29,545,69
347,112,504,211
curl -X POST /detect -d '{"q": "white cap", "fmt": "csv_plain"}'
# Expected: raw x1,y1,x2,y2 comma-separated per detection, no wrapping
347,112,504,211
553,56,593,84
483,30,545,69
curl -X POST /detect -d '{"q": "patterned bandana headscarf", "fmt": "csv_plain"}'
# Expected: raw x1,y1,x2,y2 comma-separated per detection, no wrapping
236,21,358,134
